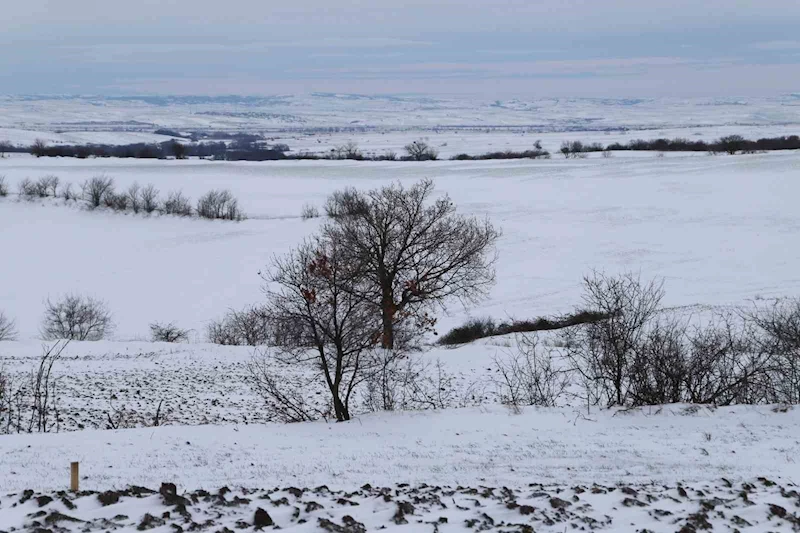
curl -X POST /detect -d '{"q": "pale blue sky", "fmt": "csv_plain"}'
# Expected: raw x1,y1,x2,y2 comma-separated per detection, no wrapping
2,0,800,96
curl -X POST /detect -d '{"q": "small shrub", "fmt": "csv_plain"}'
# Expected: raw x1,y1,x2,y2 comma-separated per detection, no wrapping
162,190,193,217
82,176,115,208
127,183,141,213
149,322,190,343
301,203,320,220
18,178,37,198
207,306,270,346
61,183,78,201
141,184,160,214
39,175,59,197
0,176,8,197
196,189,244,220
0,311,18,341
40,294,114,341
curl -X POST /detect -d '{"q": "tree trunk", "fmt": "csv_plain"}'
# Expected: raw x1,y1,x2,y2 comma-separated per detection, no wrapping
381,296,395,350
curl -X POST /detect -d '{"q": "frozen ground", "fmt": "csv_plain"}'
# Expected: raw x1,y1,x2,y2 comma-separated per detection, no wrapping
1,151,799,340
6,477,800,532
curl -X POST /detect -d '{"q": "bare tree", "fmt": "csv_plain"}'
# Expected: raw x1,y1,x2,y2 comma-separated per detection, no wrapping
0,311,18,341
81,176,115,208
41,295,114,341
31,139,47,157
149,322,190,343
719,135,745,155
562,272,664,407
171,141,187,160
404,140,438,161
141,184,160,214
0,176,7,197
257,236,382,421
322,179,500,349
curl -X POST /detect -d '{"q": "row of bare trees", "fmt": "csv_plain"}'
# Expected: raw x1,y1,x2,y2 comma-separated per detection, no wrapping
13,175,245,220
491,272,800,411
247,179,500,421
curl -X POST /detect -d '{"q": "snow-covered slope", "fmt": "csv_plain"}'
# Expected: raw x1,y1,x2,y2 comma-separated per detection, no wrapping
1,152,799,340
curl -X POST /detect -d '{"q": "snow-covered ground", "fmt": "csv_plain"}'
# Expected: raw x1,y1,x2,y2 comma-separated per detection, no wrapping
2,133,800,529
1,151,799,340
1,404,797,492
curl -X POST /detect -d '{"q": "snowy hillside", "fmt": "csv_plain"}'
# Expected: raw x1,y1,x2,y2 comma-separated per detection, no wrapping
2,147,800,531
1,152,799,340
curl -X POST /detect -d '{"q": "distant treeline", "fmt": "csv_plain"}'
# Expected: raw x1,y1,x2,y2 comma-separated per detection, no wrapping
2,134,799,162
606,135,800,154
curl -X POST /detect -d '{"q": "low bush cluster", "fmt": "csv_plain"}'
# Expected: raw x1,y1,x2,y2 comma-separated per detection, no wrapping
438,310,612,345
8,175,245,221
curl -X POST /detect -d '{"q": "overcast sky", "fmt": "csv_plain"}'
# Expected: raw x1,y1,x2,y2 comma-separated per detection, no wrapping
3,0,800,97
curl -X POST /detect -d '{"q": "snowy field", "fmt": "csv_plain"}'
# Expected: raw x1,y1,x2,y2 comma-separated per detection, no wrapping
2,139,800,530
1,405,799,531
1,151,799,340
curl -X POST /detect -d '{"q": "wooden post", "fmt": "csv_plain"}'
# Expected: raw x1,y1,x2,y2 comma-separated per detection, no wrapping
70,462,79,492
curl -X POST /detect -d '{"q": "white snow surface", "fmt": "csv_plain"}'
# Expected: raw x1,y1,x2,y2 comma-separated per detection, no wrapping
0,404,797,493
2,143,800,526
1,152,799,340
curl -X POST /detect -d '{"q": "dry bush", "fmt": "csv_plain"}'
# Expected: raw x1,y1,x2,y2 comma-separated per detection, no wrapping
0,176,8,197
103,191,129,211
1,341,68,434
196,189,244,220
61,182,78,201
0,311,18,341
149,322,190,343
301,203,320,220
162,190,193,216
141,184,160,213
247,351,325,423
745,298,800,404
126,183,141,213
41,294,114,341
17,178,37,198
329,141,364,160
105,397,171,429
206,305,271,346
82,176,115,208
39,175,59,197
562,272,664,407
493,334,570,410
